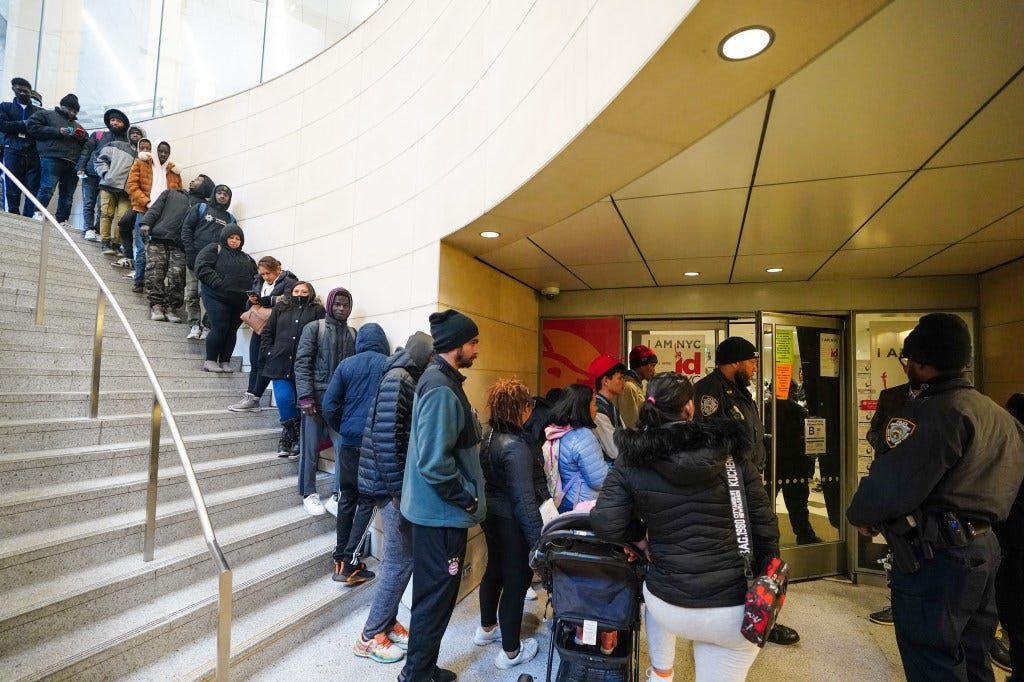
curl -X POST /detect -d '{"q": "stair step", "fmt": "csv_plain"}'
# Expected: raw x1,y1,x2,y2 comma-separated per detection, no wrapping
0,388,258,420
0,366,250,392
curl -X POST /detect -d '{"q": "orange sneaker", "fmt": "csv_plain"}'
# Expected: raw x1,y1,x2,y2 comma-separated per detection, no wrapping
388,621,409,650
353,632,405,663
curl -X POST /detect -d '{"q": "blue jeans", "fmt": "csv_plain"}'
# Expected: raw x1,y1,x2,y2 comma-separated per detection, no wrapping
362,502,413,639
271,379,298,421
298,410,340,497
81,174,100,232
3,148,40,216
35,157,78,222
133,213,147,286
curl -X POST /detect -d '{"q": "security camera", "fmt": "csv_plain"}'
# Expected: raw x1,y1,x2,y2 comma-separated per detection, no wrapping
541,286,560,300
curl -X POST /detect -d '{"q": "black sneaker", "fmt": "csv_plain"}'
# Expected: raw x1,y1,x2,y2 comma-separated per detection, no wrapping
869,606,894,625
337,561,376,586
398,667,456,682
767,623,800,645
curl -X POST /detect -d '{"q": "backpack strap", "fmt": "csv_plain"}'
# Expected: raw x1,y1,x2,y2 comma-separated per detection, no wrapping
725,455,754,579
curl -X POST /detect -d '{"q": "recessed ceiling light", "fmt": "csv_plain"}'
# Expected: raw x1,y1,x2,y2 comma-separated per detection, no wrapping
684,271,700,277
718,26,774,61
479,231,500,239
766,267,783,273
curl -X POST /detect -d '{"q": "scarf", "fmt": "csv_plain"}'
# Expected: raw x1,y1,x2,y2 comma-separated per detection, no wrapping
148,138,170,204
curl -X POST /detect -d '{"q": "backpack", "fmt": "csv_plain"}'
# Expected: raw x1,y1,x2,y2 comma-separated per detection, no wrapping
198,201,235,223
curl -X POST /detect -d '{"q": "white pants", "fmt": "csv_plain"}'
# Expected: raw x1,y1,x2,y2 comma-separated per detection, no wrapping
643,584,761,682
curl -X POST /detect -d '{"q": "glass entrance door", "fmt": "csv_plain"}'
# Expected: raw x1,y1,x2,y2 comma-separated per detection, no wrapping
754,313,847,579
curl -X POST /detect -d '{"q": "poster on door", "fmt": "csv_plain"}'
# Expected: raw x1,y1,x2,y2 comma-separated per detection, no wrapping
640,333,706,379
819,333,840,378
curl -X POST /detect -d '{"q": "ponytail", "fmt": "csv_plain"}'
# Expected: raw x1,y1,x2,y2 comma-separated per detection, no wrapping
636,372,694,429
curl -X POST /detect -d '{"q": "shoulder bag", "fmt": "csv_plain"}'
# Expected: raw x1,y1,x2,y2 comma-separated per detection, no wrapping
240,304,271,335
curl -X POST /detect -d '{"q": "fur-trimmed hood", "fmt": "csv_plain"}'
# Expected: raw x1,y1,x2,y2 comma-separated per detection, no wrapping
614,419,751,485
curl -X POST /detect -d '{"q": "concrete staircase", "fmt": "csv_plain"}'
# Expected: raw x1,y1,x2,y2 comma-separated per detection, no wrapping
0,214,359,680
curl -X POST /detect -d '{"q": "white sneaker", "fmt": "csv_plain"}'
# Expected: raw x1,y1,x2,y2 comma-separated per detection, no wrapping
186,324,202,340
84,229,99,241
303,494,326,516
524,586,538,601
199,327,209,340
165,309,182,323
324,494,339,517
645,667,673,682
228,393,261,412
32,211,43,221
59,220,74,230
493,638,538,670
474,625,501,646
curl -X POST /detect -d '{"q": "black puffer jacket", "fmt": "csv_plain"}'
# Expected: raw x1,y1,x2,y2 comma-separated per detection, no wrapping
193,225,258,304
358,332,433,501
259,285,325,380
480,428,545,549
591,419,780,609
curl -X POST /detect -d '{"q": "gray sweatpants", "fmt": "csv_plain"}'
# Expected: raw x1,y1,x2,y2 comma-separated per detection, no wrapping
361,501,414,639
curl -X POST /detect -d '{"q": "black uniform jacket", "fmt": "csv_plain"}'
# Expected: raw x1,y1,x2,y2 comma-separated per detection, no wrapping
866,382,913,456
847,374,1024,528
693,369,766,473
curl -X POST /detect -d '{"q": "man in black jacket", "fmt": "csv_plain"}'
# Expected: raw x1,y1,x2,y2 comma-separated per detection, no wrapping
0,77,40,216
848,313,1024,682
140,175,212,322
181,182,232,336
27,93,86,225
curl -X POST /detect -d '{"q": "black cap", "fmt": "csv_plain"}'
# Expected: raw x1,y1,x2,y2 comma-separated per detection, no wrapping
59,94,80,112
902,313,971,371
715,337,758,365
429,309,478,353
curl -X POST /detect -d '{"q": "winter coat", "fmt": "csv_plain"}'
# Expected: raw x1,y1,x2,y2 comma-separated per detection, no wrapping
94,125,145,192
293,291,358,401
27,107,86,161
181,184,234,269
357,332,433,501
248,269,298,314
259,292,325,381
0,99,41,153
77,110,129,176
481,429,544,549
591,419,780,609
544,426,607,512
401,357,486,529
693,369,766,473
140,188,206,243
126,149,182,213
193,224,258,305
322,324,391,446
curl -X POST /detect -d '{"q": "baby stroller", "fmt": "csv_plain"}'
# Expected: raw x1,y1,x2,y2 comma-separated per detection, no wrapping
531,510,646,682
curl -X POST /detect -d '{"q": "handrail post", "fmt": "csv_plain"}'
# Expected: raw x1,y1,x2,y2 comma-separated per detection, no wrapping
35,218,50,325
90,289,105,418
217,569,233,681
143,394,161,562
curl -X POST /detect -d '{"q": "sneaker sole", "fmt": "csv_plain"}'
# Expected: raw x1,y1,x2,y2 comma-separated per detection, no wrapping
352,644,404,664
343,574,374,586
228,406,261,412
868,616,894,626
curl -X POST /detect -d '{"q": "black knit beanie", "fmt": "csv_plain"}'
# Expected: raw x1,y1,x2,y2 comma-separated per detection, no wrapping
59,94,80,112
715,337,758,365
429,309,478,353
902,313,971,370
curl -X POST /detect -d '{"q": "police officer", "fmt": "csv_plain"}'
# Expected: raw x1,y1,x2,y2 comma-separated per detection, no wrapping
847,313,1024,682
693,336,801,646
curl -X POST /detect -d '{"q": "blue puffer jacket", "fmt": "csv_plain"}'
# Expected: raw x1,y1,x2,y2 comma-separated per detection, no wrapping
322,323,391,446
357,331,433,501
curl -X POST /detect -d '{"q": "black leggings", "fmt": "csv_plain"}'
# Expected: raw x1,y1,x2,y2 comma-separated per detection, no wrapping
201,291,244,363
247,331,271,396
479,514,533,653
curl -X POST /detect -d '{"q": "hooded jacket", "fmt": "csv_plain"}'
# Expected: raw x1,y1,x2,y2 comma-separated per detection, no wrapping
181,183,234,269
27,106,86,161
126,138,182,212
357,331,433,501
259,282,325,381
0,97,41,152
94,124,146,192
76,108,129,176
193,224,258,305
543,424,607,512
294,287,358,401
591,419,780,609
140,179,211,244
322,323,391,446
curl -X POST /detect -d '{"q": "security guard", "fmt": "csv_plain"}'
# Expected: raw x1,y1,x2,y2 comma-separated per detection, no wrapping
694,336,801,646
847,313,1024,682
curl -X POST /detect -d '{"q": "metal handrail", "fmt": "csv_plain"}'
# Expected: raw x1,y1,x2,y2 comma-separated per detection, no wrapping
0,162,232,681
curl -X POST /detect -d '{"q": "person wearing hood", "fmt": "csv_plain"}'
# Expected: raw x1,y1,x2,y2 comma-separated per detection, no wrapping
26,93,87,226
139,173,213,323
93,121,145,247
259,279,326,455
127,138,181,291
0,77,41,216
194,224,258,373
351,331,432,664
322,322,391,584
182,182,233,336
76,108,128,240
591,373,780,682
226,256,299,409
292,287,357,515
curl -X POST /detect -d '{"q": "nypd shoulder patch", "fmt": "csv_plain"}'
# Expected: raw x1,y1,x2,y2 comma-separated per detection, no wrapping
884,417,916,448
700,395,720,417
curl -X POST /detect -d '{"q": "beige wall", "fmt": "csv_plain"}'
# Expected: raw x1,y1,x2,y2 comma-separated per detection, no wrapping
979,258,1024,406
438,244,539,417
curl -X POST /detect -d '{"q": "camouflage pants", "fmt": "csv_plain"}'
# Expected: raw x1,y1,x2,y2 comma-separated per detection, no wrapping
145,241,186,310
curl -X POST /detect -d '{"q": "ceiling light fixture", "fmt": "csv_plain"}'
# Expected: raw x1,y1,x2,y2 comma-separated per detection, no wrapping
479,231,500,239
684,271,700,277
766,267,783,273
718,26,774,61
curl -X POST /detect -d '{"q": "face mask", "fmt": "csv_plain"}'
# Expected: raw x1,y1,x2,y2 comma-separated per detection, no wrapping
292,295,309,305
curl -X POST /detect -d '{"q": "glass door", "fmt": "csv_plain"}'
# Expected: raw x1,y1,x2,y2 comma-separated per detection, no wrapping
754,313,847,579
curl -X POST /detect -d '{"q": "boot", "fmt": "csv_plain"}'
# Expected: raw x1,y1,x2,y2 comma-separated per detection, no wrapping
287,417,301,458
277,420,294,457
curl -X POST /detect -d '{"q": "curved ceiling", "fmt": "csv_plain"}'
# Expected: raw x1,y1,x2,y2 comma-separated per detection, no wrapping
448,0,1024,291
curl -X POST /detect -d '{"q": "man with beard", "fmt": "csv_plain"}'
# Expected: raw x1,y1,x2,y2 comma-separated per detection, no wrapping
0,77,40,216
76,108,130,242
27,93,87,227
399,309,485,682
693,336,801,647
848,314,1024,682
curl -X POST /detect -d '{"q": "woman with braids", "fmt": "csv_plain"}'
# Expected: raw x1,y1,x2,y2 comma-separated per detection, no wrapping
474,378,542,671
591,373,780,682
